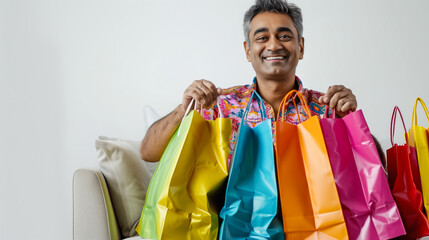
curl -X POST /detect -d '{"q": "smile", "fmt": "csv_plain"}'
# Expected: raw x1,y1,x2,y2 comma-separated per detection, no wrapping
264,56,286,61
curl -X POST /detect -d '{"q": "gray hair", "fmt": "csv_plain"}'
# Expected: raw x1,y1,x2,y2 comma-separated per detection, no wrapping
243,0,303,44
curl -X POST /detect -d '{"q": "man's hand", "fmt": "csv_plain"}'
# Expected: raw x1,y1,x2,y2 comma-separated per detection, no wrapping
140,79,222,162
318,85,357,117
182,79,223,112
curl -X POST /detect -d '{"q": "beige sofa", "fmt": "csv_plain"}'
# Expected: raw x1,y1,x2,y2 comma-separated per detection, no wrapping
73,106,161,240
73,168,129,240
73,135,158,240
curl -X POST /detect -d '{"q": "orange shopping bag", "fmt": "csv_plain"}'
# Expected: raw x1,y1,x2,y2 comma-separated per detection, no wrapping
275,90,348,240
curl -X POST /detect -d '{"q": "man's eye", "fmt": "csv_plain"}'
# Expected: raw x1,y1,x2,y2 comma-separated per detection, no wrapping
256,36,268,41
279,35,292,40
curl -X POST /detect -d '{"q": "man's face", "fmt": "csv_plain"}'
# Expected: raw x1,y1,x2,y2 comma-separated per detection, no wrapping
244,12,304,80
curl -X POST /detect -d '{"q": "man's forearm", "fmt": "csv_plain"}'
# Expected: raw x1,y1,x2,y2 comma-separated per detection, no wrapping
140,105,185,162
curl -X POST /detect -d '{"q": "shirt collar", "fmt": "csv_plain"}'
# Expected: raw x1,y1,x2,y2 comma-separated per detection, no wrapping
251,76,304,93
295,76,304,92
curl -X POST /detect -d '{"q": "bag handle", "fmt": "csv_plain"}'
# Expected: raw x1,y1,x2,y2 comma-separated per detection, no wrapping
412,97,429,126
243,91,267,120
390,106,409,147
184,98,223,120
322,108,354,119
277,90,311,123
177,99,197,136
184,99,197,117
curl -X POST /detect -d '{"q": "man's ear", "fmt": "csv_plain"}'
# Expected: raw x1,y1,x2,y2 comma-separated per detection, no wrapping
299,37,305,60
243,41,251,62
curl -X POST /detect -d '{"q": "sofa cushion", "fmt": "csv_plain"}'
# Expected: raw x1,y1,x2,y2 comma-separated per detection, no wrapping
96,136,158,238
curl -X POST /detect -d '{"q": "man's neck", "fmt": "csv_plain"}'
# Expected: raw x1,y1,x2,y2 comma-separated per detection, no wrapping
255,74,297,117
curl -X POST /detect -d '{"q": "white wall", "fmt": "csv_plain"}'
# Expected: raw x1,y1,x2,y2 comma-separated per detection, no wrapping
1,0,428,239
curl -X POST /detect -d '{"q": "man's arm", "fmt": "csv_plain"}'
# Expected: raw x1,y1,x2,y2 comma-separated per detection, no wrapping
140,79,222,162
139,105,184,162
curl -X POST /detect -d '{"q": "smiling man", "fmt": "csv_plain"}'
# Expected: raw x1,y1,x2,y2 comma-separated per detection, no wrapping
243,11,304,115
139,0,357,164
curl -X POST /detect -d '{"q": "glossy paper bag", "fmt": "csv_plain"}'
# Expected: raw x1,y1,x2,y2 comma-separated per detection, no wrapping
320,109,377,239
136,105,231,240
320,107,405,239
342,109,405,239
275,90,348,240
409,97,429,218
219,91,284,240
387,106,429,240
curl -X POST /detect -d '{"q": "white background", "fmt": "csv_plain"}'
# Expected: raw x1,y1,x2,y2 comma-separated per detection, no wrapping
1,0,428,239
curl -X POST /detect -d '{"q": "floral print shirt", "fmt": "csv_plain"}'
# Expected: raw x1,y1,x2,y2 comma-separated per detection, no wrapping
200,76,328,167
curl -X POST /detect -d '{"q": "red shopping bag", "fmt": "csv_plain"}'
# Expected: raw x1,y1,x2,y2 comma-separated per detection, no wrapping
387,106,429,240
388,109,422,194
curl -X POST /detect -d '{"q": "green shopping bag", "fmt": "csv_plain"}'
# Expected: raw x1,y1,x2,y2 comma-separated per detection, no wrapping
136,104,231,239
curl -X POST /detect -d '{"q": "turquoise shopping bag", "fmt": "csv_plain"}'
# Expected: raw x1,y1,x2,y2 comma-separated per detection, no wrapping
219,91,284,239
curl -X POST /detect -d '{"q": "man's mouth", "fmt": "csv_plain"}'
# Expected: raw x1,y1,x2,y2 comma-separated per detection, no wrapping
264,56,286,61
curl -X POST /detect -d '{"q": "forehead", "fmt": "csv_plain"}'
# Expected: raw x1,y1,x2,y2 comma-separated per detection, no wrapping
250,12,297,34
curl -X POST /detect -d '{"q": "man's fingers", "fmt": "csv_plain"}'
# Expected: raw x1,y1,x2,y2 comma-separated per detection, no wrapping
191,87,207,106
182,79,220,111
200,80,218,107
322,85,345,103
329,90,349,110
318,94,325,104
340,101,354,113
322,85,357,117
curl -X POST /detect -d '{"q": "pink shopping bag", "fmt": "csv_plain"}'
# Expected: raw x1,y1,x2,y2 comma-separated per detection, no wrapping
320,109,405,240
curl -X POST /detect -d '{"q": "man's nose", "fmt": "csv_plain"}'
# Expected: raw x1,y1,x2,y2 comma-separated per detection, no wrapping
267,37,282,51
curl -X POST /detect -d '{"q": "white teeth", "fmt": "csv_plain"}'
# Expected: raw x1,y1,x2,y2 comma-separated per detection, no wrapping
265,56,285,60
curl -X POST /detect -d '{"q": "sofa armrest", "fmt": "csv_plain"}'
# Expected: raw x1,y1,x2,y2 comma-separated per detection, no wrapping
73,168,121,240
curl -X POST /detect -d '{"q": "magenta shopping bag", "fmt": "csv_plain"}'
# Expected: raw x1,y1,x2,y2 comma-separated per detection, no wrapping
320,109,405,240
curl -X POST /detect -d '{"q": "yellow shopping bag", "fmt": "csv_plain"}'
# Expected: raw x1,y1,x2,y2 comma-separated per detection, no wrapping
408,97,429,218
136,104,232,239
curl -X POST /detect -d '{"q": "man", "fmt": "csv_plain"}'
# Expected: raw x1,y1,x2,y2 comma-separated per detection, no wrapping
140,0,357,163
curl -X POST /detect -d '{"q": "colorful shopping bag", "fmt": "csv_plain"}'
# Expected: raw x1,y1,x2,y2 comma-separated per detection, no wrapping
341,108,405,239
136,103,232,239
320,109,377,239
387,106,429,239
409,97,429,218
275,90,348,240
219,91,284,240
389,145,422,194
319,106,405,239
